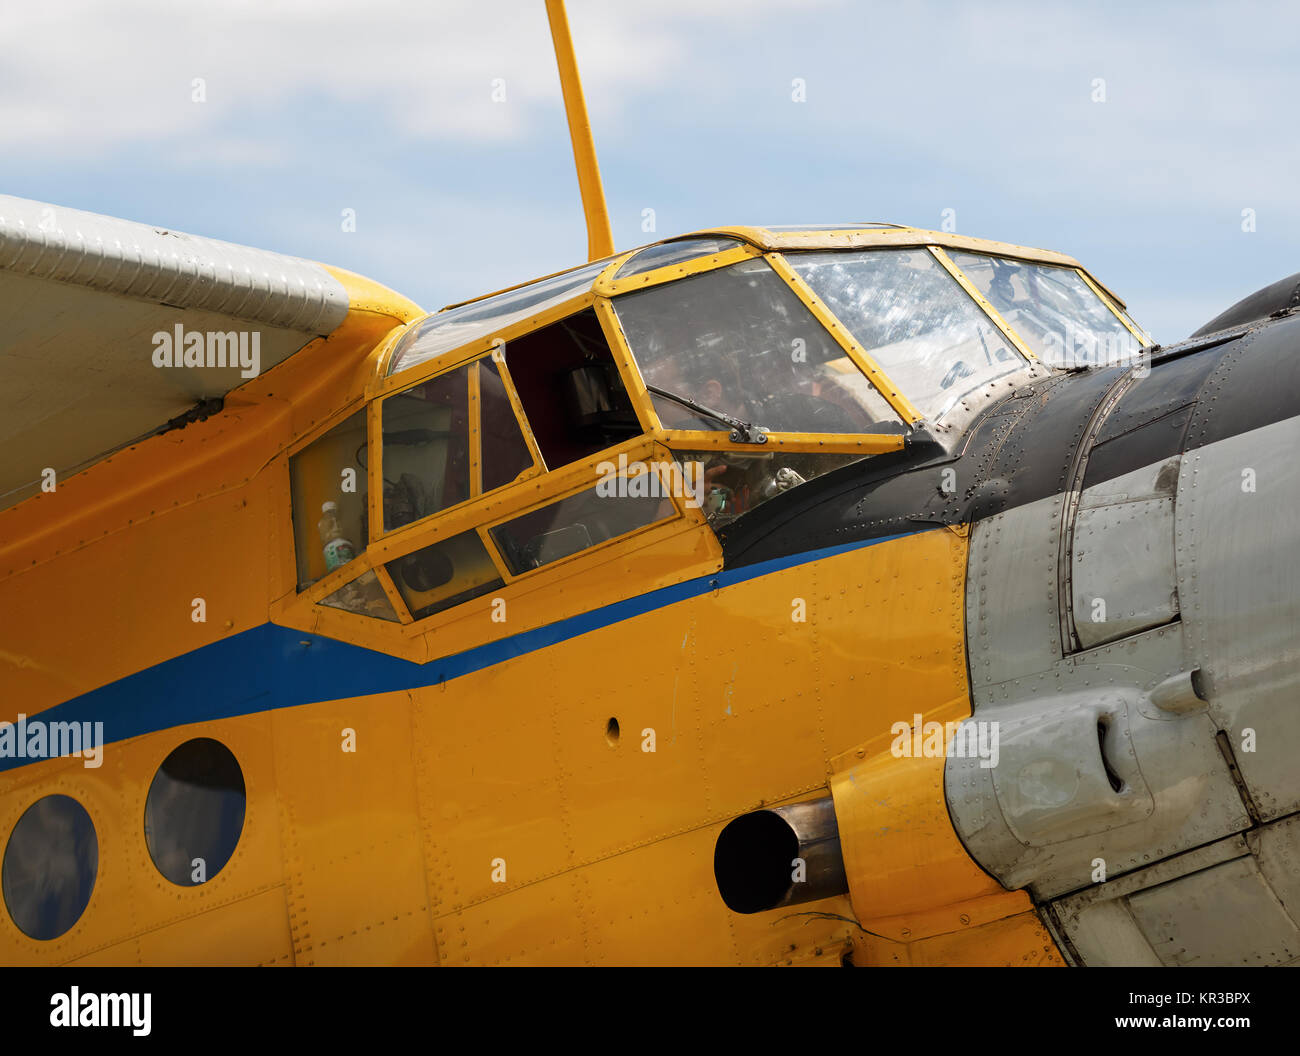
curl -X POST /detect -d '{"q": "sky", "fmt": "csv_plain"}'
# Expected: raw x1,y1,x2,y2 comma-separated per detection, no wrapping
2,0,1297,343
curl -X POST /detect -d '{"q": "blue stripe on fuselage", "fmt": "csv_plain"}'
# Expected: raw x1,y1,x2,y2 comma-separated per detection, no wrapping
0,531,914,772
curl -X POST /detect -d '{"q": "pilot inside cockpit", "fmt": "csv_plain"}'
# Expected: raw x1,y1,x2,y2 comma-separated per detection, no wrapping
646,348,865,521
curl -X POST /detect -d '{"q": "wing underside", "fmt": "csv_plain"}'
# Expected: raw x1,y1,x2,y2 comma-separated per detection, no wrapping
0,195,355,510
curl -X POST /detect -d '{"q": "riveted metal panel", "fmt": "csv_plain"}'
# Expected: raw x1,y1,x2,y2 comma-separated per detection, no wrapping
987,691,1154,847
1050,834,1249,966
949,616,1249,899
1248,814,1300,916
1059,901,1162,967
987,804,1300,966
1077,455,1178,509
1176,414,1300,820
1128,855,1300,966
1082,405,1193,488
967,492,1067,695
1183,314,1300,446
1071,496,1178,648
1090,351,1220,449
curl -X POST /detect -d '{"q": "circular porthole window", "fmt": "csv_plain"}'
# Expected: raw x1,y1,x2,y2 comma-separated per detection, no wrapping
2,794,97,941
145,738,246,886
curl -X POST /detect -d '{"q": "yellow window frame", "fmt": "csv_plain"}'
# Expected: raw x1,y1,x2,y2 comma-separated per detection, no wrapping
1075,268,1152,346
283,399,376,594
927,246,1039,361
765,251,924,424
370,433,683,572
292,434,626,616
592,243,765,297
371,290,598,399
477,450,688,584
372,351,544,546
372,291,662,479
936,249,1153,357
594,251,921,449
333,434,710,633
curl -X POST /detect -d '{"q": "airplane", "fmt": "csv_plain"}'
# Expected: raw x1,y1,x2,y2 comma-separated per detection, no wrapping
2,0,1298,967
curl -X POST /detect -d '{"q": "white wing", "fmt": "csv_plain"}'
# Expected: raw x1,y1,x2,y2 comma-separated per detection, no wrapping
0,194,354,510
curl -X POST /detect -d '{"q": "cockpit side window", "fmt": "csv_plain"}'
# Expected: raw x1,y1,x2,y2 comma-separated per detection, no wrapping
788,249,1024,423
386,258,610,377
947,252,1142,369
613,237,744,279
384,530,504,621
319,569,401,621
382,365,471,533
289,410,369,591
480,358,534,492
380,356,537,537
502,307,641,468
612,257,903,434
489,483,673,575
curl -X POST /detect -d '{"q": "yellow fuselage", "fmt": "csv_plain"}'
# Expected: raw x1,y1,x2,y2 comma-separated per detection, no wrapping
0,267,1062,967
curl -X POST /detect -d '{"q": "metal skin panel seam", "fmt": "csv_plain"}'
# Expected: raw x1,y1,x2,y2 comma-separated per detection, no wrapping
943,313,1300,964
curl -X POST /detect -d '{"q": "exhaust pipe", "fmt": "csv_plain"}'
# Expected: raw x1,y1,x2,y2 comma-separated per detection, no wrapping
713,797,849,914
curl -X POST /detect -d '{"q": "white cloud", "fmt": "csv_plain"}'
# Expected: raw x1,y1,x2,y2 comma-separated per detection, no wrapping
0,0,798,155
3,0,1294,341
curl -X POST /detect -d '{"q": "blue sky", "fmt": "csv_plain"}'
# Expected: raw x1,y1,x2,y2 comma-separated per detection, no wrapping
3,0,1296,342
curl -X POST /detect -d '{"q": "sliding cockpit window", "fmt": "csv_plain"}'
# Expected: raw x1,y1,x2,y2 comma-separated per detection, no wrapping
381,357,536,535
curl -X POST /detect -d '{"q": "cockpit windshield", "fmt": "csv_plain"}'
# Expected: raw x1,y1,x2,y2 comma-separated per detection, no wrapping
948,252,1142,369
612,257,903,435
787,249,1025,422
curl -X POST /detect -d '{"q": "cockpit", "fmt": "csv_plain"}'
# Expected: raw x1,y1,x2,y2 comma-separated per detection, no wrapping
283,224,1150,638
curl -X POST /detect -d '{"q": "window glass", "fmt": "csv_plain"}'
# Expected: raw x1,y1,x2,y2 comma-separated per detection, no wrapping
319,569,401,621
382,366,471,532
382,358,536,536
145,738,245,887
387,259,608,376
613,237,743,278
2,794,97,941
385,530,503,621
613,258,901,434
789,249,1024,422
1117,309,1148,341
949,252,1140,369
290,410,369,590
490,484,674,575
480,359,534,491
678,449,868,527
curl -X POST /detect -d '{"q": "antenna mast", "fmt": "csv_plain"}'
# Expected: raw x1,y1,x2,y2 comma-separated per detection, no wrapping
544,0,615,261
